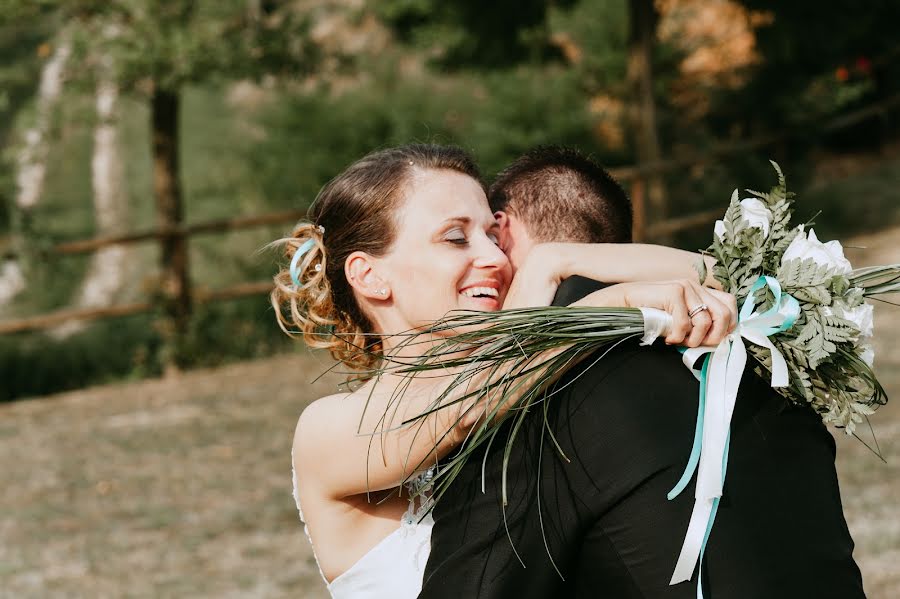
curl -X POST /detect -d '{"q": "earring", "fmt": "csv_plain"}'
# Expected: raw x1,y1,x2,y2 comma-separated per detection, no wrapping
379,289,387,296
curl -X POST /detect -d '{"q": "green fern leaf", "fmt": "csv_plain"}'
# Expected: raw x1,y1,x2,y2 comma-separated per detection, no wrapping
793,285,831,305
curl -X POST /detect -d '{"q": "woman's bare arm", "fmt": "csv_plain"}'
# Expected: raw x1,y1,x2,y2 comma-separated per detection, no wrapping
503,242,719,310
550,243,719,288
296,278,734,500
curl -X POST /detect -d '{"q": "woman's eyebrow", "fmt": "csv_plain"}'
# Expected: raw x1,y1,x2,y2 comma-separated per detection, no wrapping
440,216,471,227
432,217,469,240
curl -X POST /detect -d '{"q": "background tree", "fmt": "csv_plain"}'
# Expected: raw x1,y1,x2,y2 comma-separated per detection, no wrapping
711,0,900,143
625,0,664,240
377,0,577,68
35,0,325,370
0,2,65,305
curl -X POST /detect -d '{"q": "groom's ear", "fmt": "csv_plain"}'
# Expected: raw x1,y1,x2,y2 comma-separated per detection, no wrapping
494,211,512,250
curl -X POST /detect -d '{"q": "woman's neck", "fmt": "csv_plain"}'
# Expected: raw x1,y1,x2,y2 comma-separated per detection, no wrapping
379,335,476,376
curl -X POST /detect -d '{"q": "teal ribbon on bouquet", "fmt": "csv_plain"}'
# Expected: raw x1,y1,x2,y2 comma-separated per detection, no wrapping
668,276,800,598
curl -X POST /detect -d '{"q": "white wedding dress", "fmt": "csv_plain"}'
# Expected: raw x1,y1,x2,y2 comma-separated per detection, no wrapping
292,457,434,598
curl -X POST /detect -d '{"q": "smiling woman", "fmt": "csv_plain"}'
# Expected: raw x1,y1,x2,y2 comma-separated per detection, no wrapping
270,144,515,596
270,145,492,371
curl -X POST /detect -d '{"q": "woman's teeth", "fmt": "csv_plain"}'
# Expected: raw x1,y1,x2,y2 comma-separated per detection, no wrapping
461,287,499,298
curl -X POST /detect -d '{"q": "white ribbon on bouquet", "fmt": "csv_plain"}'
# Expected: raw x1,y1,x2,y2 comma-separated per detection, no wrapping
642,276,800,599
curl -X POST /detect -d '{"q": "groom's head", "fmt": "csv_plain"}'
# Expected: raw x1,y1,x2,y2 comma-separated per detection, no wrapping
490,145,632,271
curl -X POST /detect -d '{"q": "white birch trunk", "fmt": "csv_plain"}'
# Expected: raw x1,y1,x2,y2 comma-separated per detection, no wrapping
52,54,129,337
15,35,71,211
0,35,72,307
0,259,26,305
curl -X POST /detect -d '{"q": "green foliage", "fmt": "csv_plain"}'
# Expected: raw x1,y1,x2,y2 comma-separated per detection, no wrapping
549,0,628,91
709,1,900,140
794,307,855,368
61,0,322,91
777,258,839,289
247,63,599,208
0,296,293,402
377,0,577,69
0,315,161,402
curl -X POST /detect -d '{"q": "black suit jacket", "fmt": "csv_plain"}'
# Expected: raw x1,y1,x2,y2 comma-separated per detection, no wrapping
419,276,864,598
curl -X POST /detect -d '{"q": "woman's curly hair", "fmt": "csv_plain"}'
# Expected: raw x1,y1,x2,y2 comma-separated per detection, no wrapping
271,144,483,372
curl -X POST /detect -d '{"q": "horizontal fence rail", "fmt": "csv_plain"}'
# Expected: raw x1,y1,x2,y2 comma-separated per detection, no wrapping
52,209,308,255
0,281,274,335
607,92,900,183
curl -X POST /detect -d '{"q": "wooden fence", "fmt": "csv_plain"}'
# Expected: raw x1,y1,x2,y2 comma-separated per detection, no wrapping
1,92,898,340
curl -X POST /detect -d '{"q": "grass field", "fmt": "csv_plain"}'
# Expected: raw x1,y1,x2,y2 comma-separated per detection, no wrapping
1,229,898,598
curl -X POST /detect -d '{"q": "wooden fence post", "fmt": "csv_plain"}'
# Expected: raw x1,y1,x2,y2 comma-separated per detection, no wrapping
152,86,190,375
630,177,646,242
627,0,668,241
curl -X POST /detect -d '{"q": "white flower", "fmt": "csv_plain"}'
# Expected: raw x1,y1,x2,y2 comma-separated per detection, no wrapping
840,302,875,340
781,226,852,274
859,344,875,368
739,198,773,237
714,219,726,241
713,196,771,241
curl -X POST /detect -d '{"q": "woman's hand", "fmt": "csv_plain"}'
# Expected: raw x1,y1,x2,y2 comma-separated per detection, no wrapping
575,279,738,347
502,242,568,309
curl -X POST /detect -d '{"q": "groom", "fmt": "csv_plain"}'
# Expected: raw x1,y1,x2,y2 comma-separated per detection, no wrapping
418,147,865,598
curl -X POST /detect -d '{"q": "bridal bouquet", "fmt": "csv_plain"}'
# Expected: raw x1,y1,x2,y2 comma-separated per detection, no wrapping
701,162,890,432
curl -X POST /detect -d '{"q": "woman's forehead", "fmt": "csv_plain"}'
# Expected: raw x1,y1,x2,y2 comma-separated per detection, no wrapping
402,169,490,221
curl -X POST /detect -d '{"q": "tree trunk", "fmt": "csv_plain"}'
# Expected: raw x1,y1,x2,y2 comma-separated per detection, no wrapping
2,33,72,308
15,34,71,212
151,86,190,374
54,53,130,337
627,0,666,242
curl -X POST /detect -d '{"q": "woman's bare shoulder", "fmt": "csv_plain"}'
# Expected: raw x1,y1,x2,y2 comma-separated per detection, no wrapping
294,392,354,445
292,391,369,498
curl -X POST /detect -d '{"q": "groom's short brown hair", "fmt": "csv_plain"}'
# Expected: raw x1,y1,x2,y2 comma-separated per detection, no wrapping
489,145,632,243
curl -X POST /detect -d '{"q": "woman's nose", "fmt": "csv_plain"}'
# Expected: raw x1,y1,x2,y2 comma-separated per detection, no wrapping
473,237,510,271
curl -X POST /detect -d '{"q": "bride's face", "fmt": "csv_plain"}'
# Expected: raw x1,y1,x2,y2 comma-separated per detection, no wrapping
375,169,512,329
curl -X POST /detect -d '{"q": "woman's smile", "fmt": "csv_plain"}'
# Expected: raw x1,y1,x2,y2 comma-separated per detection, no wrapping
458,279,503,310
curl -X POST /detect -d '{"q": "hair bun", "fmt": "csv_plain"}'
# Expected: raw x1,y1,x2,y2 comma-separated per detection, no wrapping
270,221,380,372
271,144,483,374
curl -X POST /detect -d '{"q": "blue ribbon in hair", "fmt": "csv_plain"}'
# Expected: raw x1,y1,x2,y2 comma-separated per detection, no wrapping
290,239,317,287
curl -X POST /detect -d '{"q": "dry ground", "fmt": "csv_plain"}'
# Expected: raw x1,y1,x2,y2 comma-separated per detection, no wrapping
1,230,898,598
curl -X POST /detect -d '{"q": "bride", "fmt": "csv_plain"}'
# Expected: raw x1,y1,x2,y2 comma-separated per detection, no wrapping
270,144,735,598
